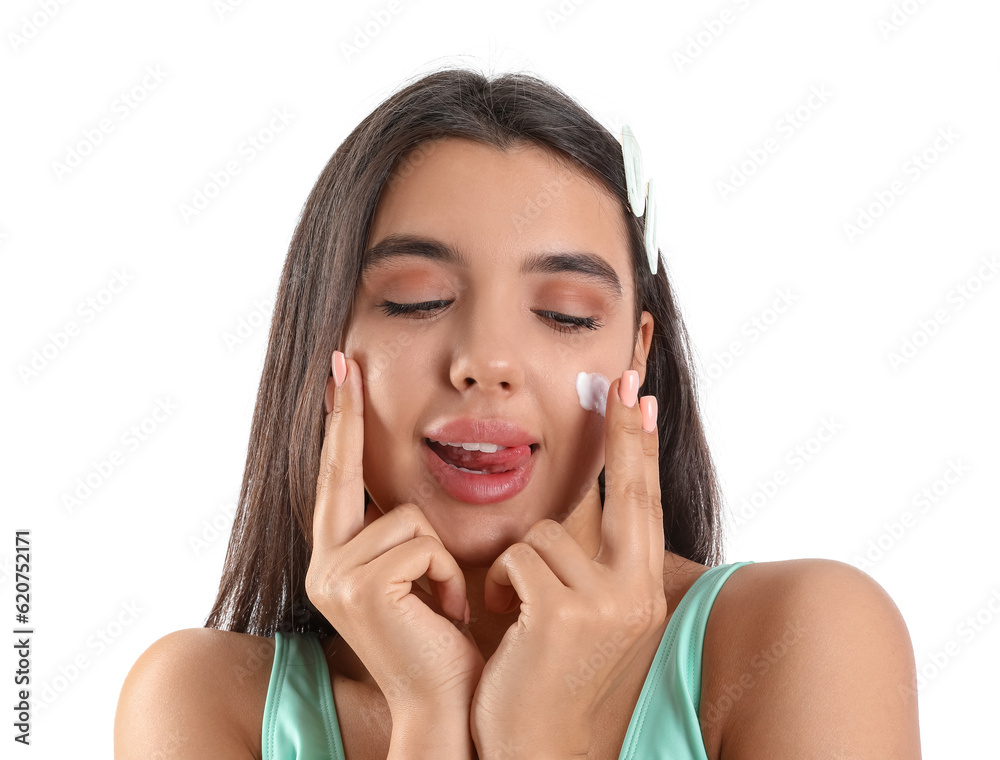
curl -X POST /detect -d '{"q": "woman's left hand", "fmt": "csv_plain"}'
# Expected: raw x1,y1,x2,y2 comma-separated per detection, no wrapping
470,370,668,759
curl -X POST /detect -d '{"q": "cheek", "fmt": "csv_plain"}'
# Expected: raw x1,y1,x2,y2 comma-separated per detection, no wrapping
348,314,442,386
541,368,609,465
538,373,608,512
353,346,432,506
360,362,411,438
575,371,611,417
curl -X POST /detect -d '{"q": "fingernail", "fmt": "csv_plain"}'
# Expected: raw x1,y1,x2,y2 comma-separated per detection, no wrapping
640,395,657,432
324,378,335,414
618,370,639,408
464,600,471,625
332,350,348,388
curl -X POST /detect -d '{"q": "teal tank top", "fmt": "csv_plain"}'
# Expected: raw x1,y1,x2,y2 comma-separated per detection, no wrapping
262,560,754,759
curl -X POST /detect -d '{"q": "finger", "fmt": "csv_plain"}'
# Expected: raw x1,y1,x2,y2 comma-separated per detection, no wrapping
337,502,448,569
638,395,665,580
407,582,444,617
367,534,469,623
314,351,366,552
363,501,381,529
406,583,470,630
518,519,594,589
484,542,563,616
338,503,468,621
599,370,649,571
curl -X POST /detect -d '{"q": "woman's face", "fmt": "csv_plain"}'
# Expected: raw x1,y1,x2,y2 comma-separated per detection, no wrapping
343,136,653,567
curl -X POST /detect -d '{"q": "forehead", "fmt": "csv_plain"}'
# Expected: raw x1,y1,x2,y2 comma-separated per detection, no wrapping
366,137,632,279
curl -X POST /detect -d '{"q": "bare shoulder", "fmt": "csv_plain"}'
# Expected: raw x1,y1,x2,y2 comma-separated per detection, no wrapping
114,627,275,759
700,559,921,760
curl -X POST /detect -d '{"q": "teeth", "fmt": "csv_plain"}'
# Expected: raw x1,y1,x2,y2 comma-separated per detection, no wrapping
449,463,489,474
431,440,507,453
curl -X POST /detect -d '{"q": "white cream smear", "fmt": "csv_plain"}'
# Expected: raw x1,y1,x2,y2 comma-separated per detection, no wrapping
576,371,611,417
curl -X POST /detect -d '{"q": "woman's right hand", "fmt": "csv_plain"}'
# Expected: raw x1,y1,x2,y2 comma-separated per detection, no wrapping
305,350,486,718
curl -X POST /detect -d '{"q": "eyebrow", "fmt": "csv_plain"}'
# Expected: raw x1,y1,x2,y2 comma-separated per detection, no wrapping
361,233,623,302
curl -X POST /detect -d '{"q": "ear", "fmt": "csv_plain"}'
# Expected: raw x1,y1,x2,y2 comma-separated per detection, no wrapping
632,310,655,387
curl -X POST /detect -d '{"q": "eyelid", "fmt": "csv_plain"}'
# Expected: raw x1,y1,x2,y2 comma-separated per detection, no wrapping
375,299,603,333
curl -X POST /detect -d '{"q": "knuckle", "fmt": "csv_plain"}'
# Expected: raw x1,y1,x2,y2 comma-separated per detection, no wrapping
410,533,440,554
523,518,562,546
329,388,350,418
505,542,535,565
320,454,358,485
335,574,365,612
396,501,419,516
648,494,664,520
599,605,624,632
304,568,329,607
305,559,360,614
622,599,653,629
652,596,669,624
626,595,667,629
622,478,648,505
395,502,425,523
619,416,644,437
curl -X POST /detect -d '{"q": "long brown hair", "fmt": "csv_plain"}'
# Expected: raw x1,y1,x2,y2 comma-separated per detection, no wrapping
204,66,726,637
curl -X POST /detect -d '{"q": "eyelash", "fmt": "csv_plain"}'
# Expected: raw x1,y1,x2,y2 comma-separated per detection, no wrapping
375,300,603,333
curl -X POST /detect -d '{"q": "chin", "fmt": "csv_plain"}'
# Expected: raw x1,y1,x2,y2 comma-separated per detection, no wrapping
445,540,514,569
366,493,532,567
434,512,536,569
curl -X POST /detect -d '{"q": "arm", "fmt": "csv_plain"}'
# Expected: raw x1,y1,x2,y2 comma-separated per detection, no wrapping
114,629,256,759
718,559,921,759
389,707,477,760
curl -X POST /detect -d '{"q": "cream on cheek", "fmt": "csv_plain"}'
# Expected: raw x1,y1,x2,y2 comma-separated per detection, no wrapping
576,371,611,417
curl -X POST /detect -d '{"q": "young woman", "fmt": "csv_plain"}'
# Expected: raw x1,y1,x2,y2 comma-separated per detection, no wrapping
115,67,922,759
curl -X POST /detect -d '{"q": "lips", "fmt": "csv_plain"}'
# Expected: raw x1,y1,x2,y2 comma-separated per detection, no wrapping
420,417,539,504
423,417,539,449
425,440,533,474
420,439,538,504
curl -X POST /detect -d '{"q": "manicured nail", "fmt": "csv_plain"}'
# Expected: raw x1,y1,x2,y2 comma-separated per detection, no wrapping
332,350,348,388
640,395,657,432
618,370,639,408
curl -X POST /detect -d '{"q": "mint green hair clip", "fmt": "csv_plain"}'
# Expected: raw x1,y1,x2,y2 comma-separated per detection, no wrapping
621,124,645,216
621,123,660,275
644,177,659,275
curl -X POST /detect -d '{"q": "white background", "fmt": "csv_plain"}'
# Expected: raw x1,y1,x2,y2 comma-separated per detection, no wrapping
2,0,998,756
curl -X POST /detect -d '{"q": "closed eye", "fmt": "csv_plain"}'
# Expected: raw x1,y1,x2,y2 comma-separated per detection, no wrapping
375,300,603,333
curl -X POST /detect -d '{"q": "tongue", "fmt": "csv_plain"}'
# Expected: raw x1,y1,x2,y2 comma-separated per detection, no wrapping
428,440,533,474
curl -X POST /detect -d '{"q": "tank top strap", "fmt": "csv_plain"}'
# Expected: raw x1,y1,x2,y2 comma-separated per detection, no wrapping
619,560,755,760
262,630,345,760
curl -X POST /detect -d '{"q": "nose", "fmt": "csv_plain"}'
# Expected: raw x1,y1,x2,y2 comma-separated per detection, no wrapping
448,320,526,397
